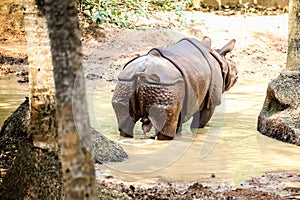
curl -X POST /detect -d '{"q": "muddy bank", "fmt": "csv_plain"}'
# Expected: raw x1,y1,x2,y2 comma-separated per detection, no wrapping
96,171,300,199
0,43,28,82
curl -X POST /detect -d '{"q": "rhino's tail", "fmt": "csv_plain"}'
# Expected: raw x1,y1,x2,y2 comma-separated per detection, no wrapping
134,72,160,87
130,71,161,131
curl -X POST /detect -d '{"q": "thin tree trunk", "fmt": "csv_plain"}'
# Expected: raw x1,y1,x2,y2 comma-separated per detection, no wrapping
24,1,63,197
25,0,58,151
0,0,63,198
286,0,300,71
43,0,97,198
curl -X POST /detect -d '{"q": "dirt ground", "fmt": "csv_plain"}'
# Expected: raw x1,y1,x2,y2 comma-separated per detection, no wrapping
1,5,299,199
96,171,300,199
83,12,288,85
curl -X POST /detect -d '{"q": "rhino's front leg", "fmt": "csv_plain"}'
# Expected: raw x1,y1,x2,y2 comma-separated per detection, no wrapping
191,107,215,129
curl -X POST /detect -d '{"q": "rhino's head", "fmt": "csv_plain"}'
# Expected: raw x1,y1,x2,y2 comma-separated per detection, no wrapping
204,37,238,92
223,56,238,91
216,39,238,91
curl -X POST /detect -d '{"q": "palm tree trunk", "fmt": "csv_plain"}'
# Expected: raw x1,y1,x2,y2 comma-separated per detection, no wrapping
43,0,97,198
286,0,300,71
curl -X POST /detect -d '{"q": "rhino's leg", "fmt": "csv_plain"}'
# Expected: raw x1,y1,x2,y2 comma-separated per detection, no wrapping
136,83,183,140
149,104,181,140
112,81,135,137
191,107,215,129
112,101,135,137
157,132,174,140
118,117,135,137
156,110,181,140
176,113,182,133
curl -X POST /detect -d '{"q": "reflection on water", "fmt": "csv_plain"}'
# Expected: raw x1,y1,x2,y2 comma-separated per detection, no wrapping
88,78,300,184
0,78,28,129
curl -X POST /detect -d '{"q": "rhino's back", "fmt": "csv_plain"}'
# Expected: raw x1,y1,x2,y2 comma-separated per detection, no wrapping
118,53,183,85
153,39,215,122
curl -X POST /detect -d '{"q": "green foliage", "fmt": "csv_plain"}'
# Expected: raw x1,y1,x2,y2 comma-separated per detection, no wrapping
78,0,191,28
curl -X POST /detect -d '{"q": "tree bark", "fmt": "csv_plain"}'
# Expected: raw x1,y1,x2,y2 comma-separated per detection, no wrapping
43,0,97,198
25,0,58,151
0,0,63,198
286,0,300,71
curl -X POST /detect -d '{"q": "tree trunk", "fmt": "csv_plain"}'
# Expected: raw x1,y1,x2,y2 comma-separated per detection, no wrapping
286,0,300,71
0,0,63,198
25,0,57,151
43,0,97,198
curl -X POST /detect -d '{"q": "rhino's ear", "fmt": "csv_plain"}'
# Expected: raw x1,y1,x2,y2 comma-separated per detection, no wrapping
202,36,212,48
219,39,236,56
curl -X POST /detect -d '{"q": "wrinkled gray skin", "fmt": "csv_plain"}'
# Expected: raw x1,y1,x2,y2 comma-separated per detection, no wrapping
112,36,238,140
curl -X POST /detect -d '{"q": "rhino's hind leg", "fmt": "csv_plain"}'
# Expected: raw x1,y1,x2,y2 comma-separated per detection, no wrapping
113,101,135,137
136,83,184,140
112,81,135,137
191,107,215,129
176,113,182,133
156,132,174,140
119,117,135,138
149,104,181,140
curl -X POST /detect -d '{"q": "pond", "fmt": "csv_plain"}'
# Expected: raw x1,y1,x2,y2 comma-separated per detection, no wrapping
87,77,300,185
1,77,299,186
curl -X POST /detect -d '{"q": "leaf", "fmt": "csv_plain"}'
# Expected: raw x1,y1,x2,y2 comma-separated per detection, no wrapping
96,18,101,25
82,0,190,28
120,21,127,28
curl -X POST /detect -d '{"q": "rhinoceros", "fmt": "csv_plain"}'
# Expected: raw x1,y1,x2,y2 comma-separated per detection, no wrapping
112,36,238,140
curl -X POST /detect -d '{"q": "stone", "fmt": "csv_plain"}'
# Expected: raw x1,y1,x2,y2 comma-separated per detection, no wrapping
0,98,128,169
92,127,128,164
258,70,300,145
0,97,29,169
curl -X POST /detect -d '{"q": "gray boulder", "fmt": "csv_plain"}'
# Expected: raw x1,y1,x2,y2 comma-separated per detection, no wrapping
0,97,29,169
0,98,127,169
258,70,300,145
91,127,128,164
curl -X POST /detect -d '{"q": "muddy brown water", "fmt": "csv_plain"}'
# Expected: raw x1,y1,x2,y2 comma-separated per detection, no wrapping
87,78,300,185
1,77,299,186
0,78,28,128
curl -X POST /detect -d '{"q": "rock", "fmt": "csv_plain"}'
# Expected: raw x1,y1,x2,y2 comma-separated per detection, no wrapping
0,98,128,169
258,70,300,145
0,97,29,169
92,127,128,164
